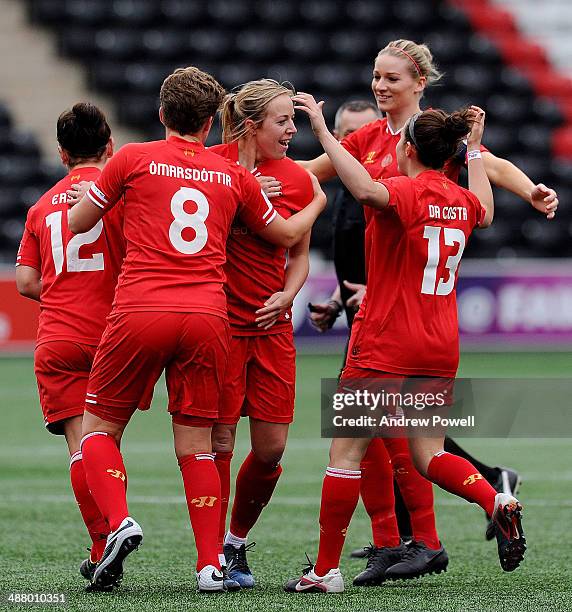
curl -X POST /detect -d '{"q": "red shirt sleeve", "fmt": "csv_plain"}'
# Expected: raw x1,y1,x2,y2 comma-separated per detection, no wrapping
236,169,277,232
86,145,132,212
380,176,417,225
340,129,363,160
16,210,41,270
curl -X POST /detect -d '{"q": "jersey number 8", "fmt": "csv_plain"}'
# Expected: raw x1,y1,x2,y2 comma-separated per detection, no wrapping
169,187,209,255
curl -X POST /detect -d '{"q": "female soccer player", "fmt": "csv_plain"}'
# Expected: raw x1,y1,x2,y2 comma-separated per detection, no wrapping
70,67,326,593
285,96,525,593
300,39,557,585
16,103,122,586
209,79,315,589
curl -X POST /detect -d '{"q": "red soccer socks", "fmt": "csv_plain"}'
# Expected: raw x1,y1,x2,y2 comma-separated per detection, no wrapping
359,439,401,548
81,432,129,532
427,451,496,517
384,437,440,550
314,467,361,576
214,451,233,550
229,451,282,539
179,453,221,571
69,451,109,562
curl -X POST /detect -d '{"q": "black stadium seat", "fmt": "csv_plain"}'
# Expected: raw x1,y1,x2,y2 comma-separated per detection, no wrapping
10,0,569,259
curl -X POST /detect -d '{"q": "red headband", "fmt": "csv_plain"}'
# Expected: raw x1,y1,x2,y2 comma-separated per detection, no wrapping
389,46,422,77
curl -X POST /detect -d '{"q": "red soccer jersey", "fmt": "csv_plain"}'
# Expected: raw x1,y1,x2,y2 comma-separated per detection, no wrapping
345,170,486,377
341,117,488,284
210,142,314,334
16,167,125,346
86,137,276,317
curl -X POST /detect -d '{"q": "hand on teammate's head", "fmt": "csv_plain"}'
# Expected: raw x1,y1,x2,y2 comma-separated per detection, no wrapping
466,106,485,148
292,93,327,136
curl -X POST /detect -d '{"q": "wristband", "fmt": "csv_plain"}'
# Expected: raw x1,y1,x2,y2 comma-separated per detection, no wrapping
328,300,343,316
467,150,482,161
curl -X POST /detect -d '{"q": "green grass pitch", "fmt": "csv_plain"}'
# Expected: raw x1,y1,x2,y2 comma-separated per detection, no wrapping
1,352,571,611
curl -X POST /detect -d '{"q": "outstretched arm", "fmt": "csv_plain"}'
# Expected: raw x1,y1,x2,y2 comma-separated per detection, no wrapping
482,152,558,219
297,154,338,183
293,93,390,209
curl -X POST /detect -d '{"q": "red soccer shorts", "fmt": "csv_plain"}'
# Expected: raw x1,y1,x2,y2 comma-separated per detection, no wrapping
35,340,97,435
218,332,296,425
85,311,230,426
340,365,455,411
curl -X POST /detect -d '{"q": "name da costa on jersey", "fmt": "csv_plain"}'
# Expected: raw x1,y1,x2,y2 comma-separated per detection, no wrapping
428,203,468,221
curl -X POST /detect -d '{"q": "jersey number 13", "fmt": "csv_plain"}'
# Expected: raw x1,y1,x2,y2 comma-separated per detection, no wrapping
421,226,466,296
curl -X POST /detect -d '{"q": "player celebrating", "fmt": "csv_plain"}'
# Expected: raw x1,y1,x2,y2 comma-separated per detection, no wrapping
69,67,326,593
209,79,314,589
15,103,122,585
301,39,556,584
285,96,526,594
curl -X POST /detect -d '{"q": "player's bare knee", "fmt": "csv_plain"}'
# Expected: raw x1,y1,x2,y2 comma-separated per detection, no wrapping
211,423,237,453
328,437,368,471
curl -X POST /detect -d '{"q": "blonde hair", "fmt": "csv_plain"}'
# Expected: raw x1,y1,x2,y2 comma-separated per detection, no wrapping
221,79,295,143
378,39,443,86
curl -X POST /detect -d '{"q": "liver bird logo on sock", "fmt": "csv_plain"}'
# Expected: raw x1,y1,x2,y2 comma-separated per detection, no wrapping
106,469,125,481
191,496,217,508
463,473,483,486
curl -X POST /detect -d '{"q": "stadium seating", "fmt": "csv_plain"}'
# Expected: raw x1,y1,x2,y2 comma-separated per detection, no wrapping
3,0,568,261
0,101,66,264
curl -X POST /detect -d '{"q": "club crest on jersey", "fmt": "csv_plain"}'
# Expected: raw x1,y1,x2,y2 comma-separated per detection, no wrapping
70,174,81,182
381,153,393,167
184,149,195,157
363,151,377,165
191,495,217,508
463,473,483,486
106,469,125,481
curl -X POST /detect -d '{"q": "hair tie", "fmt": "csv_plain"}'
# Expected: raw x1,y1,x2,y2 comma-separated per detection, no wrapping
389,46,422,77
408,112,422,148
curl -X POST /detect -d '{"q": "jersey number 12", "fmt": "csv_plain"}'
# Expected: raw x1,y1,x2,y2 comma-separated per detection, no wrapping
421,226,465,296
45,210,104,275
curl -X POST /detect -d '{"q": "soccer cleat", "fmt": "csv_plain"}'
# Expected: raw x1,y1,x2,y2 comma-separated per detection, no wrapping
491,493,526,572
485,467,522,540
350,535,412,559
91,517,142,590
196,564,225,593
221,565,241,592
384,541,448,580
80,558,96,582
352,542,406,586
224,542,256,588
284,556,344,593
